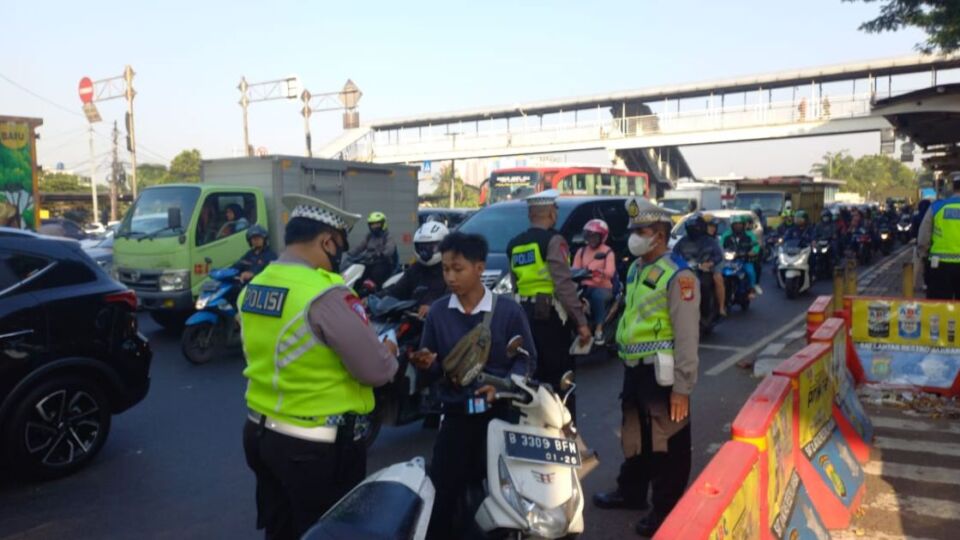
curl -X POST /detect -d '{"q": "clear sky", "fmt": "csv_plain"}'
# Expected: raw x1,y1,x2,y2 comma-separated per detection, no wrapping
1,0,931,181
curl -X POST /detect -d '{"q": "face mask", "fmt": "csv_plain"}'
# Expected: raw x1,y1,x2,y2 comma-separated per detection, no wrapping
324,236,348,272
628,233,657,257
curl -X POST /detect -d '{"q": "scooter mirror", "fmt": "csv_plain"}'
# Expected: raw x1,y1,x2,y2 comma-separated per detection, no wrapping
506,335,524,357
559,371,576,391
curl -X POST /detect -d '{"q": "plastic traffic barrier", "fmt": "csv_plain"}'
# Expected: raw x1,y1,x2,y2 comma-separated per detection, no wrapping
654,441,762,540
806,295,834,339
774,343,865,529
732,375,830,540
845,296,960,397
809,318,873,464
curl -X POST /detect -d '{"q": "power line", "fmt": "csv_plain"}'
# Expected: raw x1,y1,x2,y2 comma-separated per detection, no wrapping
0,72,84,118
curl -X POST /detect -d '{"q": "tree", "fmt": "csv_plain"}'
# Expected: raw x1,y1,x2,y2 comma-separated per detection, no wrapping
846,1,960,53
433,164,480,207
39,172,88,193
810,150,856,179
167,149,202,184
811,151,918,200
137,163,170,187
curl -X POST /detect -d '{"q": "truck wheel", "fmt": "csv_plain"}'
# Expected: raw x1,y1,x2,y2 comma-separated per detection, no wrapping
182,323,220,364
150,311,189,332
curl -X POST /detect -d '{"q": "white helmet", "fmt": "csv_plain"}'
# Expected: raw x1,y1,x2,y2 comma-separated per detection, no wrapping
413,221,449,266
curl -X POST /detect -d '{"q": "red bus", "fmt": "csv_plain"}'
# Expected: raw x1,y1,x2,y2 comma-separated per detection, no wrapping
479,166,651,205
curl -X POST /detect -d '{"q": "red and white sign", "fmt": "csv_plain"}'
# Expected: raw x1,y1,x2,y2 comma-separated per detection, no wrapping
78,77,94,104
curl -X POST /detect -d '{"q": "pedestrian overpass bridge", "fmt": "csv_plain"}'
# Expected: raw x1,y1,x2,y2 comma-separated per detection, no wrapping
319,54,960,184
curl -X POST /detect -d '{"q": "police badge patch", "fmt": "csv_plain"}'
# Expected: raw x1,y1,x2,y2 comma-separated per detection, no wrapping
678,276,696,302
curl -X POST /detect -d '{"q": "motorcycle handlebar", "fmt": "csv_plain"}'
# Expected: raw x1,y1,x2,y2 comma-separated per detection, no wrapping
476,372,514,392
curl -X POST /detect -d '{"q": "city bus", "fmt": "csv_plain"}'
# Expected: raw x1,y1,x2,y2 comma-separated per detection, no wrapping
478,166,652,205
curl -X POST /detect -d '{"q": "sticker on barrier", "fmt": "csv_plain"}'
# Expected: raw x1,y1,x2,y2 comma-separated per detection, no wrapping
848,297,960,395
810,318,873,463
732,375,829,540
774,342,865,530
654,441,762,540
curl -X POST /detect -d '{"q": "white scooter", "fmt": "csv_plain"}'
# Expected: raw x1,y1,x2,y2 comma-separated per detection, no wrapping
301,457,435,540
474,338,586,539
776,238,813,299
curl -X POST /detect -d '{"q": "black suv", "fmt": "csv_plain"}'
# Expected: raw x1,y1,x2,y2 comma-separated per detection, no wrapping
0,228,151,480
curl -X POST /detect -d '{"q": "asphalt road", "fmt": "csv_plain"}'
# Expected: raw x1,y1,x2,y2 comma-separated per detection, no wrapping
0,261,843,540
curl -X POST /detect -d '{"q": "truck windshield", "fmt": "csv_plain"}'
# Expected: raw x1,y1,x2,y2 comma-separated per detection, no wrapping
118,186,201,239
660,199,693,213
734,192,783,215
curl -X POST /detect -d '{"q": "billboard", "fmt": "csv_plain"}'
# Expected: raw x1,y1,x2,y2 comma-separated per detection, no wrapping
0,116,43,229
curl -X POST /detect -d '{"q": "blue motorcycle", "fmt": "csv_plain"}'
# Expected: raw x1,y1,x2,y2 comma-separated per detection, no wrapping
181,267,242,364
721,248,753,312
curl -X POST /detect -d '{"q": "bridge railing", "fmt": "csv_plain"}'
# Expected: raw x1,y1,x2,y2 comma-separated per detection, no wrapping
357,92,876,159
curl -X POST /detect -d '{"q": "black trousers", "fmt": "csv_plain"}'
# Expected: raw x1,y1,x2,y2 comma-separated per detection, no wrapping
616,366,692,519
525,304,577,416
243,419,366,540
926,262,960,300
426,411,497,540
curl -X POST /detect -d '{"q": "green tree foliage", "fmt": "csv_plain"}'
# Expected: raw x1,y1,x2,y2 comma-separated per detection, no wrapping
168,149,202,184
39,172,88,192
137,163,170,187
811,150,918,200
846,0,960,53
432,163,480,207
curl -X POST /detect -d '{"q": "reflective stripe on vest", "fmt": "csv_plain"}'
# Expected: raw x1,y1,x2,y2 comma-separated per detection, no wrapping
616,256,679,360
511,241,555,297
239,263,375,428
931,198,960,262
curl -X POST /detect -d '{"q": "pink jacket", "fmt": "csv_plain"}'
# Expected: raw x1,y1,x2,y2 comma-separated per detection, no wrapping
573,244,615,289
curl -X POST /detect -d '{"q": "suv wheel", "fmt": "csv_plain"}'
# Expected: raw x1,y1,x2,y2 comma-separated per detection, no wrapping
5,376,112,480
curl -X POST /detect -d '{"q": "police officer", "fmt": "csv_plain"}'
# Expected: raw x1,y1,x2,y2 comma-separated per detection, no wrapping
506,189,590,415
918,172,960,299
241,194,399,540
593,197,700,538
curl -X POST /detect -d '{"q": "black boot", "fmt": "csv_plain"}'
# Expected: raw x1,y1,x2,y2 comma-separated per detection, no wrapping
634,512,663,537
592,489,649,510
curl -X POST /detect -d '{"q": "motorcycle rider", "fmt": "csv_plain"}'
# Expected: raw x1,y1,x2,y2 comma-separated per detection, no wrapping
347,211,399,287
720,215,762,298
814,211,840,265
377,221,450,319
572,219,617,345
750,203,767,233
675,213,726,317
232,225,278,284
775,209,795,238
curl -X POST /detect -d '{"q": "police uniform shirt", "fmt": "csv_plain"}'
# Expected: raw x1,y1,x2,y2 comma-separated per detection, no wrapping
511,226,588,327
273,252,398,386
630,254,701,395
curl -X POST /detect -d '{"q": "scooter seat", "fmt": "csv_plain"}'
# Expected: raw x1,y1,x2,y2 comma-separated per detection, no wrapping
301,481,424,540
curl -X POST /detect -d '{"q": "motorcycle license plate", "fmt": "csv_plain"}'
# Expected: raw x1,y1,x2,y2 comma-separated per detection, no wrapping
503,431,579,467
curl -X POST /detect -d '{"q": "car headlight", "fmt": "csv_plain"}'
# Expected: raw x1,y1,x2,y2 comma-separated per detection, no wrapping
195,296,209,310
159,270,191,292
493,273,514,295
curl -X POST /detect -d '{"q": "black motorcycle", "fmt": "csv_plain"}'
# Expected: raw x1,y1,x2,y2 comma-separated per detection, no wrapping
682,253,719,335
877,223,894,255
363,294,433,447
847,228,874,266
812,238,835,280
896,215,913,243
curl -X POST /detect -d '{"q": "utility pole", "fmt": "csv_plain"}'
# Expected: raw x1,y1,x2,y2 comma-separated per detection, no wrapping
237,75,300,156
88,125,99,224
110,121,120,221
299,79,362,157
124,65,138,198
449,159,456,209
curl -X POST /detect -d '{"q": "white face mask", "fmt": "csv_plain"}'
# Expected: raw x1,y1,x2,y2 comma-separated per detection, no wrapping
628,233,657,256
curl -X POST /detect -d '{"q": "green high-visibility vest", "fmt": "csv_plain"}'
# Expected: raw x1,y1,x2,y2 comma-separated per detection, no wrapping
239,263,374,428
931,197,960,263
616,254,681,360
508,227,557,298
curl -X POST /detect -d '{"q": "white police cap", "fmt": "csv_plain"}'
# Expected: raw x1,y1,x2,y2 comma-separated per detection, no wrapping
626,197,676,229
525,189,560,207
282,194,361,232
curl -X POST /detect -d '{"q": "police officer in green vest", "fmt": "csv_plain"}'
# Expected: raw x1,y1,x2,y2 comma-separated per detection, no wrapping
506,189,591,415
593,197,700,538
918,171,960,300
241,194,399,540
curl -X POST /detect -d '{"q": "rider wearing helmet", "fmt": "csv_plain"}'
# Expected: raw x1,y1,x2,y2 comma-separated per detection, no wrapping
775,209,795,238
750,204,767,233
720,215,762,297
675,213,727,316
348,211,399,287
232,224,278,283
572,219,617,344
379,221,450,318
785,210,815,243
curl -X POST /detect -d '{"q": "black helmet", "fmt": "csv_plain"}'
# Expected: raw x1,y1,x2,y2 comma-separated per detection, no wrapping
246,224,268,245
686,213,707,238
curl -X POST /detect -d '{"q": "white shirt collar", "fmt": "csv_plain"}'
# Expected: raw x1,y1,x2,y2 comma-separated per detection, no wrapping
448,287,493,315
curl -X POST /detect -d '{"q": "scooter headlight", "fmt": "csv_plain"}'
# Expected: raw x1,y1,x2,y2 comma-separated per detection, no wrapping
880,232,890,240
724,251,736,261
195,296,209,310
498,456,578,538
